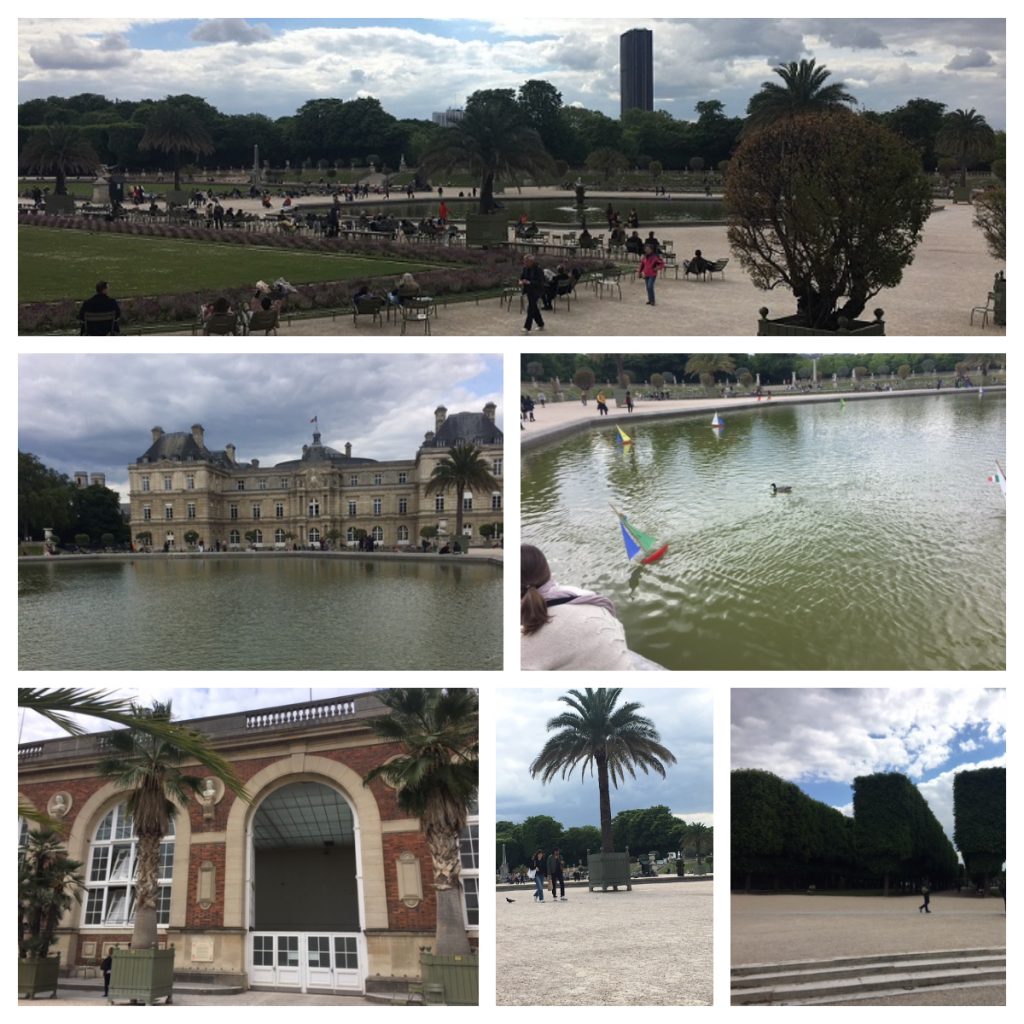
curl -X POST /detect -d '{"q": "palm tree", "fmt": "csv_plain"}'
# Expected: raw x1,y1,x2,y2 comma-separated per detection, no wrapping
936,108,995,187
138,101,215,192
19,829,85,959
423,443,499,547
19,124,100,195
684,354,737,391
419,90,551,213
686,821,711,866
530,689,676,853
363,689,478,956
95,701,247,949
745,59,856,131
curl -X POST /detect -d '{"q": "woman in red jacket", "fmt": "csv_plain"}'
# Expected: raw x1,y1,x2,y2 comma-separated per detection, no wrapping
638,244,665,306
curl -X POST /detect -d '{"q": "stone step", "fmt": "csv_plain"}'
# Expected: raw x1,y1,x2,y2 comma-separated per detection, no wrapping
741,978,1006,1007
59,977,245,996
732,946,1005,976
733,953,1006,989
732,964,1006,1005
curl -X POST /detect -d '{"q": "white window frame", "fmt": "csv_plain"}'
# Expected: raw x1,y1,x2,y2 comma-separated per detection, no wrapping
459,802,479,929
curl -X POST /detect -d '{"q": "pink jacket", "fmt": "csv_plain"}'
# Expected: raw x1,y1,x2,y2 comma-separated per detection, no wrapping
639,253,665,278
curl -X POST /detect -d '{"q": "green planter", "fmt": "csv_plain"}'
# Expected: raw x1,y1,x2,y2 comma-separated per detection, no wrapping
44,194,76,215
19,954,60,999
757,308,886,336
108,947,175,1005
420,952,478,1005
587,851,633,891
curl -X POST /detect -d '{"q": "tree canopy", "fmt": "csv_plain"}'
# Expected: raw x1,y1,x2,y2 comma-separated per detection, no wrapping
953,766,1005,889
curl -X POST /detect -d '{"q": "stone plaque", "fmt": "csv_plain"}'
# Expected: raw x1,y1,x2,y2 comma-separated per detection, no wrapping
191,939,214,963
397,851,423,908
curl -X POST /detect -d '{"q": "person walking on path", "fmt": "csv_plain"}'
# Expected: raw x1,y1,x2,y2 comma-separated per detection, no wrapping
519,255,546,333
531,849,548,901
919,879,932,913
548,848,567,901
626,390,634,413
596,390,610,416
639,244,665,306
101,949,113,997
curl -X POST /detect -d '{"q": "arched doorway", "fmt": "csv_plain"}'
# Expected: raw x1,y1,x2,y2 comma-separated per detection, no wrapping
246,781,366,993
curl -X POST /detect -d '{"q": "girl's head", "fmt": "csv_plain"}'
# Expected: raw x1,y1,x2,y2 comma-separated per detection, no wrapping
521,544,552,636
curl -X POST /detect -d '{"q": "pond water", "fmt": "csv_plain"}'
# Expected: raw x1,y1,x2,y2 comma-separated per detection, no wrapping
314,198,725,226
522,393,1006,671
18,556,502,671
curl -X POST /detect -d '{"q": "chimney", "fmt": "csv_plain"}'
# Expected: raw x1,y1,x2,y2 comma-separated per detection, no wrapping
225,443,236,463
483,402,496,423
74,471,88,488
91,473,106,488
424,431,435,444
151,426,164,443
345,443,352,458
191,423,205,447
434,405,447,433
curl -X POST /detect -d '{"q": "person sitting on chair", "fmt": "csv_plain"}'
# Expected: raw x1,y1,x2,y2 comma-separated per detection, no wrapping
685,249,715,277
78,281,121,335
625,231,644,255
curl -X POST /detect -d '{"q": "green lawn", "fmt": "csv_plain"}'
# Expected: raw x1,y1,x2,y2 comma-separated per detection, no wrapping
19,227,439,302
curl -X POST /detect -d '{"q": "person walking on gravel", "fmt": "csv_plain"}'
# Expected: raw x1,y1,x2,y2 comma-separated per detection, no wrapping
919,879,931,913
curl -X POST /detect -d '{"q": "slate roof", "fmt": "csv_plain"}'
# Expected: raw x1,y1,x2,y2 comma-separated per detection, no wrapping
428,412,503,448
136,431,235,468
273,434,378,469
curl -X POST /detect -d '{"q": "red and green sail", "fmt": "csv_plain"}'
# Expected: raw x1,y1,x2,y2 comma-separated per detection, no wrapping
611,504,668,564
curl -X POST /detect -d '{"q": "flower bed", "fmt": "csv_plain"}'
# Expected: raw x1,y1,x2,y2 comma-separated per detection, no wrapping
19,213,613,333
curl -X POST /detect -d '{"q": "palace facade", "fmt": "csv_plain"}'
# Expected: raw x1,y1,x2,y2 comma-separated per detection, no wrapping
126,404,502,550
18,693,479,996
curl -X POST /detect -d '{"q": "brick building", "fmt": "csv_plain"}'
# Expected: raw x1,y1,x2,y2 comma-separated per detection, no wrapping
18,693,479,996
126,404,503,552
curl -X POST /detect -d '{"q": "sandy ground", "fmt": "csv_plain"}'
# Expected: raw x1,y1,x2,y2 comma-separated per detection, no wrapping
127,193,1004,338
731,893,1006,965
496,880,712,1005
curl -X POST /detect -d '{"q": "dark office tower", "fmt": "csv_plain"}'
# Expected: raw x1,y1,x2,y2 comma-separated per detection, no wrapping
620,28,654,117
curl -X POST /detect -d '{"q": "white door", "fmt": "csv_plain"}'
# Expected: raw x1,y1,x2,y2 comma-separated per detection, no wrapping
274,935,301,988
251,932,364,992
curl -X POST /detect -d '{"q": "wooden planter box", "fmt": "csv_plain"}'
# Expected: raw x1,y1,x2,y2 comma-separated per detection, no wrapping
19,954,60,999
109,947,175,1005
757,308,886,336
420,952,478,1005
587,851,633,891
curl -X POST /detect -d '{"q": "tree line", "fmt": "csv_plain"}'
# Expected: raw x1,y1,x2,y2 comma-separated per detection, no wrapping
18,72,1005,181
497,805,712,872
19,451,128,547
731,768,1004,895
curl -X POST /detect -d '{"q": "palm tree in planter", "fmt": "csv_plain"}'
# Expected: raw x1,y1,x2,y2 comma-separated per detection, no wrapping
363,689,478,1004
95,701,247,1003
530,688,676,891
19,829,85,998
423,444,499,551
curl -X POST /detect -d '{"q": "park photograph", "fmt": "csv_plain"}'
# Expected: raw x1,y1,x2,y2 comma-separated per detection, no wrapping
17,17,1004,336
494,686,713,1005
731,687,1006,1006
520,352,1007,671
17,353,504,671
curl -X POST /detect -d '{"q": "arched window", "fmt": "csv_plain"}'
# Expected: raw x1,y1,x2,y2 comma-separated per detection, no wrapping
346,527,358,542
396,525,409,542
82,803,175,928
309,528,321,544
229,529,241,545
371,526,384,543
253,529,263,544
274,529,286,544
18,817,29,852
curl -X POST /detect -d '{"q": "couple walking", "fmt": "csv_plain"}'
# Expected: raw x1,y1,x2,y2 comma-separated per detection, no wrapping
530,848,567,902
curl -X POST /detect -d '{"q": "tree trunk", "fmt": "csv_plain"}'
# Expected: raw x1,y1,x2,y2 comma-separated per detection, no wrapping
424,818,471,956
479,171,495,214
131,831,162,949
596,753,614,853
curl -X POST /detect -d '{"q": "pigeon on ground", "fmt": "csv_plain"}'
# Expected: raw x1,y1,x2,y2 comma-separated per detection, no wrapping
505,897,515,903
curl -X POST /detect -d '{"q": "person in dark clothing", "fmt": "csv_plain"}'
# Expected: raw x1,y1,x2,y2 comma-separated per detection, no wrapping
548,848,567,900
78,281,121,335
919,880,931,913
531,849,548,901
519,255,546,333
543,265,569,309
101,950,113,996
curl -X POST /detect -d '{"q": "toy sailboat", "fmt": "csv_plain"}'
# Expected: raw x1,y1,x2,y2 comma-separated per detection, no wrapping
711,412,724,428
610,504,669,565
987,460,1006,496
616,425,633,446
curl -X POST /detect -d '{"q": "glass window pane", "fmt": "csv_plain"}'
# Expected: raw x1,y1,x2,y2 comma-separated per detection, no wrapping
278,936,299,966
89,846,110,882
109,845,132,880
103,887,130,925
84,889,103,925
95,809,114,842
463,877,479,927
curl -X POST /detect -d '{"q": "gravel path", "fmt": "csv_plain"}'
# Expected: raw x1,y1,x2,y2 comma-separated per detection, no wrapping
497,880,712,1005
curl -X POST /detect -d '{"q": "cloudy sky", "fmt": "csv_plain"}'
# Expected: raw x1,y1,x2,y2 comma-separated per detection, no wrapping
496,687,713,829
18,686,379,743
18,16,1005,127
731,688,1006,847
18,354,503,500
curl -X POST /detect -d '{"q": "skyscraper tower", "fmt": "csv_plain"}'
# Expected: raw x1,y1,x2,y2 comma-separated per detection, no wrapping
620,28,654,117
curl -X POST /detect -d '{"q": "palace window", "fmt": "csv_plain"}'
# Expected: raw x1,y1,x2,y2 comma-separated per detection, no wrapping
164,505,174,520
373,473,383,485
350,475,358,486
82,803,174,929
493,459,503,477
492,493,502,510
398,498,408,515
435,495,444,512
229,529,240,545
460,802,479,928
348,501,357,516
398,472,408,484
346,527,358,542
163,475,173,491
308,499,320,517
397,525,409,542
274,529,285,544
258,479,267,490
142,506,151,521
186,474,195,490
253,529,263,545
371,526,384,543
230,504,238,520
279,477,289,489
309,528,321,544
141,476,150,492
187,503,196,520
237,480,246,491
252,505,261,520
373,498,382,516
463,494,473,512
275,503,284,518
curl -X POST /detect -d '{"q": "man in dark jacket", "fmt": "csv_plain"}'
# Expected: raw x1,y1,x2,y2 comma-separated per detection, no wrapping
548,847,566,900
101,949,113,996
519,255,546,334
78,281,121,335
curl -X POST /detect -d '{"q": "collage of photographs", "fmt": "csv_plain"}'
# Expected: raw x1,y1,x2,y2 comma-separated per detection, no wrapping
16,12,1009,1020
